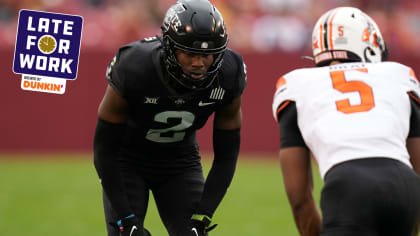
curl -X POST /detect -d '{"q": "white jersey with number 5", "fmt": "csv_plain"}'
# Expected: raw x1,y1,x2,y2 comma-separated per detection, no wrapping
272,62,420,179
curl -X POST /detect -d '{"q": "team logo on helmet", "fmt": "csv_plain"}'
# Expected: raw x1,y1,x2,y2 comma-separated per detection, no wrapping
311,7,387,67
162,3,185,32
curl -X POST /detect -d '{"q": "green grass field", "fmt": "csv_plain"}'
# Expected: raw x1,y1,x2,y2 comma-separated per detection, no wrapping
0,153,323,236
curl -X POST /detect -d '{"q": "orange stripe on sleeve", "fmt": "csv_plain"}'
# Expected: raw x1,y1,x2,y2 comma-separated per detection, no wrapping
276,77,286,89
276,100,291,118
408,92,420,106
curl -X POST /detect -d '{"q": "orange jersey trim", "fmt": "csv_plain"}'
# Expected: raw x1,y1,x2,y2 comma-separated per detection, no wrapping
276,100,291,119
408,92,420,106
409,68,418,80
276,77,286,89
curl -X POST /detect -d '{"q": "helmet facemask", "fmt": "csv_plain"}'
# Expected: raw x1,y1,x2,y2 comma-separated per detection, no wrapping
163,35,225,91
161,0,228,93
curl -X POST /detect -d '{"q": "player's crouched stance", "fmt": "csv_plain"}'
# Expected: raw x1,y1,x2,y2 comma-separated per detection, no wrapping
272,7,420,236
93,0,246,236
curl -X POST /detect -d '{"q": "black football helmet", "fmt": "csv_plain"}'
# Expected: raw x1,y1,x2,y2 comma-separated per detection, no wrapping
161,0,228,91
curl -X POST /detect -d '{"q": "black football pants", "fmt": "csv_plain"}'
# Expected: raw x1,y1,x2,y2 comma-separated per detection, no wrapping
102,160,205,236
321,158,420,236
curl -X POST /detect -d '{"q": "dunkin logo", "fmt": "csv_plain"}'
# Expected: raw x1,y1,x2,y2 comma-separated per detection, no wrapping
13,10,83,94
21,75,66,94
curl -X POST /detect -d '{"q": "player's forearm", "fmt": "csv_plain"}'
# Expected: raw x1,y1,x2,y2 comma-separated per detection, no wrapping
197,156,238,216
292,198,322,236
93,118,132,218
196,128,240,216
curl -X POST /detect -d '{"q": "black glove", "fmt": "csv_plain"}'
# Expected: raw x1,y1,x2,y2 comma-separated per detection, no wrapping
189,214,217,236
117,214,151,236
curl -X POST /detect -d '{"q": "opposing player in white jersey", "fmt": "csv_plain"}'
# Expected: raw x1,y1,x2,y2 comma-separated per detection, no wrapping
272,7,420,236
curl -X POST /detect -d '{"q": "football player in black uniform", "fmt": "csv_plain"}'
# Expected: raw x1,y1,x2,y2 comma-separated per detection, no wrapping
93,1,246,236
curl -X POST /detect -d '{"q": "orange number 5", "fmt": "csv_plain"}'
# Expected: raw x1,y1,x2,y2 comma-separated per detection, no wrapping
330,68,374,114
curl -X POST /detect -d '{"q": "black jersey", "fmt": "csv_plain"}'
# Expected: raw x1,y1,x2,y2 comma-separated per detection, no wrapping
105,37,246,160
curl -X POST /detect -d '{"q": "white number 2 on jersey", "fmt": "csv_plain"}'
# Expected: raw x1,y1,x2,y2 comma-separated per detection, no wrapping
145,111,195,143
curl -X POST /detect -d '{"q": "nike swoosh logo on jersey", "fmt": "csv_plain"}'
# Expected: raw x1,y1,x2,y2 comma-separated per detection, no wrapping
191,228,199,236
198,101,215,106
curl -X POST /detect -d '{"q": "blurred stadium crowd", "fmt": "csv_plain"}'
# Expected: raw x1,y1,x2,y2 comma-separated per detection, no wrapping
1,0,419,56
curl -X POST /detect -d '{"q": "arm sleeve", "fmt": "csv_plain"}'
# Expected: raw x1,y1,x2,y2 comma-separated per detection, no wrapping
195,128,240,217
409,95,420,137
277,101,306,149
93,118,132,218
